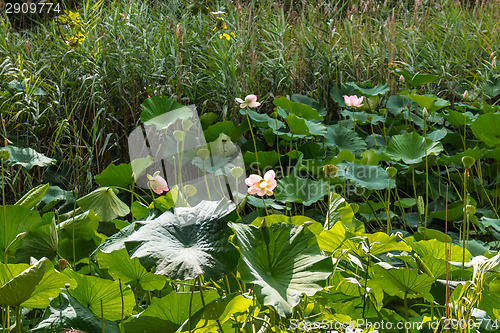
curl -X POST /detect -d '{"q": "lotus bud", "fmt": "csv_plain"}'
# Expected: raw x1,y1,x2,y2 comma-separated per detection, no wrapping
59,259,68,271
399,75,405,83
183,184,197,198
182,119,193,131
386,166,397,178
173,130,185,142
323,164,338,178
462,156,475,169
230,166,244,178
422,107,428,117
462,90,470,100
0,149,9,161
197,148,210,161
303,221,314,226
465,205,476,215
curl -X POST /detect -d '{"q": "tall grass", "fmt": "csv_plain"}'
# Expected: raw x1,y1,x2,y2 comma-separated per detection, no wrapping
0,0,499,199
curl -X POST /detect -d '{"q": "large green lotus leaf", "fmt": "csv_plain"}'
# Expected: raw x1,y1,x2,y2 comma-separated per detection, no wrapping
179,293,253,333
94,222,138,254
239,109,284,130
385,132,443,164
408,94,450,112
0,258,72,308
125,200,239,281
96,248,166,291
324,124,366,155
291,94,327,117
373,262,434,300
58,209,99,241
15,183,49,209
437,146,484,166
336,162,395,190
38,185,73,213
124,290,219,333
330,85,357,107
63,269,135,321
0,205,43,262
484,75,500,98
470,113,500,148
345,82,390,97
273,96,322,120
285,114,327,136
77,187,130,222
140,96,190,129
407,238,471,263
317,221,347,253
385,95,415,115
252,215,323,235
325,193,355,230
3,145,56,170
32,294,120,333
441,109,475,127
365,233,411,255
243,150,280,170
16,212,58,263
229,222,332,317
274,175,329,206
94,163,134,188
204,121,239,142
391,68,439,87
130,156,154,181
340,110,384,125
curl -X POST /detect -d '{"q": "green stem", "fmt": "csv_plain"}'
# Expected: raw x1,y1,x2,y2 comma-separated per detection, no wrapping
261,196,269,216
2,160,7,264
202,160,211,201
16,305,21,333
245,110,260,174
424,117,429,228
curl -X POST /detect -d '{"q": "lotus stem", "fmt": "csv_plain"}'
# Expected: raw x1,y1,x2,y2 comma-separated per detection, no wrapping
245,110,260,174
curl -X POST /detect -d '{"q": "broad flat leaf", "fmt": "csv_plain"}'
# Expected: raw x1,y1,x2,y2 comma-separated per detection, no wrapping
16,212,58,262
243,150,280,170
77,187,130,221
340,110,384,125
58,209,99,241
179,293,253,333
96,248,166,291
325,193,355,230
32,294,120,333
392,68,439,87
94,222,138,254
239,109,284,130
345,82,390,96
4,145,55,170
330,85,357,107
124,290,219,333
252,215,323,235
125,200,239,281
365,233,411,255
437,147,484,166
336,162,395,190
38,185,73,212
441,109,475,127
229,222,332,317
484,75,500,97
15,183,49,209
0,258,72,308
427,128,447,142
204,121,239,142
273,96,322,120
373,263,434,300
291,94,327,117
408,94,450,112
385,132,443,164
95,163,134,188
274,175,329,206
408,238,471,262
0,205,43,262
385,95,414,115
324,124,366,155
140,96,190,129
318,221,347,253
63,269,135,321
285,114,327,136
470,113,500,148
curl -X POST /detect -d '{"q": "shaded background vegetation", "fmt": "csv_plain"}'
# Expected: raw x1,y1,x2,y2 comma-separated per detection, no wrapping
0,0,499,200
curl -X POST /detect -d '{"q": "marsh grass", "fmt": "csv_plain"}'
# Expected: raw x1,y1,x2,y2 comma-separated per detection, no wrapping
0,0,499,198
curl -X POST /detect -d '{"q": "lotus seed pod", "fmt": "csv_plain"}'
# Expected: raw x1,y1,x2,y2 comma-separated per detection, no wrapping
367,115,374,122
323,164,338,178
182,119,193,131
270,112,278,118
197,148,210,161
173,130,185,142
230,166,244,178
386,166,397,178
0,149,9,161
465,205,476,215
59,259,68,271
462,156,475,168
183,184,197,198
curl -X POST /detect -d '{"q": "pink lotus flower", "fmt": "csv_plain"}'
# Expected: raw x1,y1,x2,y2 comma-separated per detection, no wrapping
236,94,261,109
245,170,277,196
343,95,364,108
147,171,169,195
